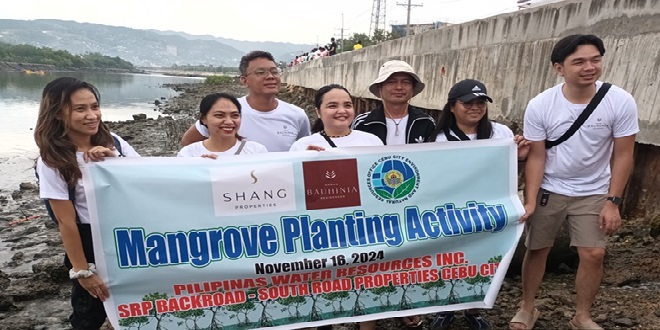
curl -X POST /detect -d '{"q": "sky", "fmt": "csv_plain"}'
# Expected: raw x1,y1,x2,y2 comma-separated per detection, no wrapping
0,0,523,45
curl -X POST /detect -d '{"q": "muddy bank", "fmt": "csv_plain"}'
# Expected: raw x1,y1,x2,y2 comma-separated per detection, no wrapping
0,82,658,329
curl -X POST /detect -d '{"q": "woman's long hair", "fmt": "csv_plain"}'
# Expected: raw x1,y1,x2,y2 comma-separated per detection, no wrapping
311,84,352,133
34,77,113,187
430,99,493,142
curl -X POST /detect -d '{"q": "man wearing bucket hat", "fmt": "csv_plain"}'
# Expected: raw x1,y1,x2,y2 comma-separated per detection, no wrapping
352,60,435,145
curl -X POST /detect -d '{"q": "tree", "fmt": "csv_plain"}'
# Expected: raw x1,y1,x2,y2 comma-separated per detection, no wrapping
224,296,256,326
118,316,150,329
369,284,398,308
464,255,503,297
142,292,172,330
172,308,206,330
322,290,351,314
337,29,402,52
0,41,135,70
464,274,491,297
420,271,446,302
277,295,307,320
349,282,370,316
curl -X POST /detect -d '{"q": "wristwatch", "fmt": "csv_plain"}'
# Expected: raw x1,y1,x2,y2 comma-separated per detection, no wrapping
607,196,623,206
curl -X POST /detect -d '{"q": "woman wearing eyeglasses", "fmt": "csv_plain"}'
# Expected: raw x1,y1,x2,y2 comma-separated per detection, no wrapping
429,79,529,330
432,79,521,142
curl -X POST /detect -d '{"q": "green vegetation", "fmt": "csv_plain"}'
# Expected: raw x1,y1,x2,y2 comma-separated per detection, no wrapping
0,41,134,70
171,64,239,74
205,75,235,85
337,29,403,52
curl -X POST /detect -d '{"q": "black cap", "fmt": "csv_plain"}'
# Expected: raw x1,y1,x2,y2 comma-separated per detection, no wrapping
448,79,493,103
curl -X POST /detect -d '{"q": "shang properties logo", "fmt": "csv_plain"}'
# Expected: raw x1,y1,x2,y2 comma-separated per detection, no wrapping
302,159,361,210
209,163,296,216
366,155,420,204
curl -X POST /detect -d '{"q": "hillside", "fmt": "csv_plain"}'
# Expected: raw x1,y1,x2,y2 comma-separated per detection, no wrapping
148,30,315,63
0,19,312,67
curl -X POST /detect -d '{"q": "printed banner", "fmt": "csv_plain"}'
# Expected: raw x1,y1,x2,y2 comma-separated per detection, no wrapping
83,139,524,330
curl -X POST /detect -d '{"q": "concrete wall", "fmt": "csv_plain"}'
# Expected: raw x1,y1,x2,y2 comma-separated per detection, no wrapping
283,0,660,146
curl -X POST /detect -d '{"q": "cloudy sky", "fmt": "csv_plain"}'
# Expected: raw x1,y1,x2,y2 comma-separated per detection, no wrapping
0,0,526,44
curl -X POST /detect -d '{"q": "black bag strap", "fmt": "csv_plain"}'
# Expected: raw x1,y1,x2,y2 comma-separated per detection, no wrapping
112,135,124,157
444,124,471,141
319,131,338,148
545,83,612,149
234,140,247,155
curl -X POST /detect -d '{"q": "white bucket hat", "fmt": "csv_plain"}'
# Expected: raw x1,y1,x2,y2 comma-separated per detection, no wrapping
368,60,425,98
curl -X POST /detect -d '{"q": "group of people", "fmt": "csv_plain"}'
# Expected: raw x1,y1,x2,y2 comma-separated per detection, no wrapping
289,37,364,67
290,38,339,66
35,33,637,330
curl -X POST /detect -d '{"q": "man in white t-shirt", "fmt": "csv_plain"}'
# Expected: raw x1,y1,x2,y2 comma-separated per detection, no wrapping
180,51,310,152
510,35,639,330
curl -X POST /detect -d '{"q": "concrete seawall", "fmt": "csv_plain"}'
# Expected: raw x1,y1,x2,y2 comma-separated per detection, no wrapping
283,0,660,217
283,0,660,146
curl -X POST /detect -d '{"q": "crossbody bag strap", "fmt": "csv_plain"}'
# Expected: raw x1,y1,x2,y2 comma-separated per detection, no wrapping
320,131,338,148
112,135,124,157
234,140,247,155
545,83,612,149
447,125,471,141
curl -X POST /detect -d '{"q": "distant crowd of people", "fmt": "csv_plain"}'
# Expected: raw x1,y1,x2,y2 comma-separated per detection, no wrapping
289,38,363,67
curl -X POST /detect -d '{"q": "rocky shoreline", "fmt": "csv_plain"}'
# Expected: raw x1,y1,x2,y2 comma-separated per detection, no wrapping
0,81,658,329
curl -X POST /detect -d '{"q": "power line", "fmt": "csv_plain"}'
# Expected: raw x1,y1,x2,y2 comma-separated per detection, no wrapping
396,0,423,36
333,13,350,53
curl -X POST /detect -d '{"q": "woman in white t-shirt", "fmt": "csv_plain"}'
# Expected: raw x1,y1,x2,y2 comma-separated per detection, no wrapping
290,84,381,330
429,79,529,330
178,93,267,158
289,84,383,152
34,77,140,329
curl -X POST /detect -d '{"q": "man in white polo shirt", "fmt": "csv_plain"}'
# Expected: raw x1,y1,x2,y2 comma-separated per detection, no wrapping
180,51,310,152
510,35,638,330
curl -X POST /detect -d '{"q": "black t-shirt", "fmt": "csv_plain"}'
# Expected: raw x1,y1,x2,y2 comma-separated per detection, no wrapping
329,42,338,55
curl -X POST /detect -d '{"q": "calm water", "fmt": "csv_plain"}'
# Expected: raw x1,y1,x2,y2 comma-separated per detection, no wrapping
0,72,203,190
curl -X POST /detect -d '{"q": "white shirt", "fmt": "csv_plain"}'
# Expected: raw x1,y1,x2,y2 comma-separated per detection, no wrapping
37,133,140,224
195,97,311,152
289,130,384,151
177,140,267,157
435,122,514,142
523,81,639,196
385,115,409,146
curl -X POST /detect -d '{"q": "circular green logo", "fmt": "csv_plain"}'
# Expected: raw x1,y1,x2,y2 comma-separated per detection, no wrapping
367,156,420,204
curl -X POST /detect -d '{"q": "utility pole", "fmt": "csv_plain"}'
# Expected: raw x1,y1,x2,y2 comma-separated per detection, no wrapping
397,0,423,36
370,0,387,37
334,13,349,53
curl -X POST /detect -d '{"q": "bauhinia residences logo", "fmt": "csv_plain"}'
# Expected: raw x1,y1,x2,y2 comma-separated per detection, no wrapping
302,159,361,210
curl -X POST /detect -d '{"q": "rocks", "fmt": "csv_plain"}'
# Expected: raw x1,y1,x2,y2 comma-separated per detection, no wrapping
18,183,37,191
613,317,635,327
649,213,660,238
132,113,147,121
11,190,22,200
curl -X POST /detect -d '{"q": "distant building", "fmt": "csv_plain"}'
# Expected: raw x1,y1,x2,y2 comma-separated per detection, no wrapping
517,0,566,9
391,21,451,36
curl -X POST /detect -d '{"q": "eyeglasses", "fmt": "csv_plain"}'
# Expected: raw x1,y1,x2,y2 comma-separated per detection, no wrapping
245,67,281,78
457,100,488,110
